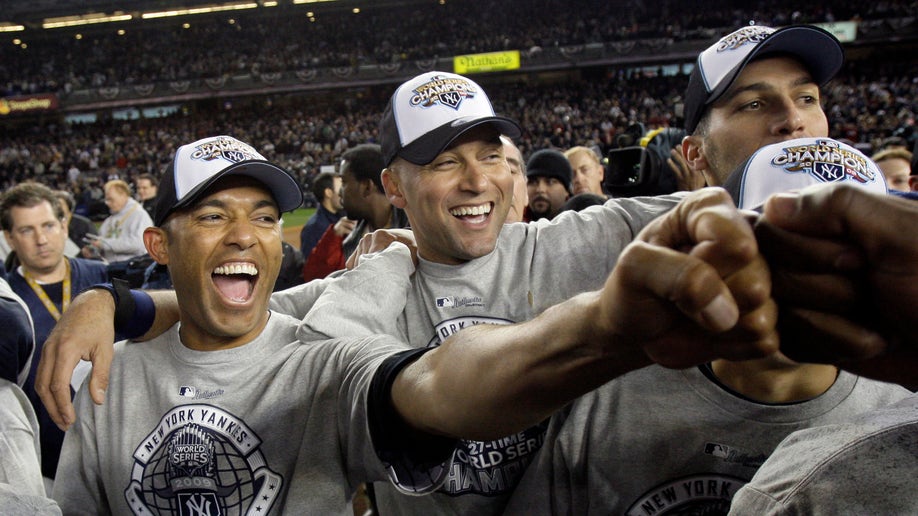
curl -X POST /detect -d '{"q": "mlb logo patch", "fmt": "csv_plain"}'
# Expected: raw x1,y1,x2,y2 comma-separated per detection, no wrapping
813,161,844,182
179,386,196,398
436,297,454,308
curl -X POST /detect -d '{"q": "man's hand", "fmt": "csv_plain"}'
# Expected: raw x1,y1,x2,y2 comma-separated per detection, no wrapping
597,187,778,368
346,228,418,270
35,288,117,430
333,217,357,237
755,183,918,387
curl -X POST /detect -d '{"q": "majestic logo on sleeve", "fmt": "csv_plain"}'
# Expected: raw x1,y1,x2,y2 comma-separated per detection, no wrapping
124,404,282,515
771,139,877,184
409,75,478,110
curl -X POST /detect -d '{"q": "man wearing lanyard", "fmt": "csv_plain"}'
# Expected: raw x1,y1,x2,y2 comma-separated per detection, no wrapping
0,181,108,487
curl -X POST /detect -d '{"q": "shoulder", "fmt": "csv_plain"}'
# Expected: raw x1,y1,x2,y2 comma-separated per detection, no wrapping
68,257,110,276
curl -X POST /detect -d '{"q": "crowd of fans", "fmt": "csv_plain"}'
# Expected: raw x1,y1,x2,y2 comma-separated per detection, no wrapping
0,0,913,97
1,60,915,213
0,0,915,214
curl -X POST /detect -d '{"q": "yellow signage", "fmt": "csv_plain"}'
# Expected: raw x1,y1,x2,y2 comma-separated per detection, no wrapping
0,94,59,116
454,50,521,74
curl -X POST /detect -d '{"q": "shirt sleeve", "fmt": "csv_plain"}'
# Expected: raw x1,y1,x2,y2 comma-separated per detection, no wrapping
367,347,457,494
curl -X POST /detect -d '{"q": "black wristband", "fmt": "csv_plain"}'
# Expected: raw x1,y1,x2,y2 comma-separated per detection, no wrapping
111,278,136,330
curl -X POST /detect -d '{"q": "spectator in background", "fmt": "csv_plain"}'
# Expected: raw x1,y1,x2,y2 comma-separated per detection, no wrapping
564,146,607,197
525,148,572,221
501,136,529,223
81,179,152,263
0,182,109,485
299,171,342,258
871,147,912,192
53,191,94,258
134,173,159,220
302,144,407,281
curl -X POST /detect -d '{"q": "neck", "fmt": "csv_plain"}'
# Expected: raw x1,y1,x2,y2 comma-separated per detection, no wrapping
23,258,68,283
367,198,393,231
320,199,337,213
710,358,838,403
178,310,271,352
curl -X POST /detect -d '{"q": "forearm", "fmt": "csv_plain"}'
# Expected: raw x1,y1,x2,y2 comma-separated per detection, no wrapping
394,291,650,441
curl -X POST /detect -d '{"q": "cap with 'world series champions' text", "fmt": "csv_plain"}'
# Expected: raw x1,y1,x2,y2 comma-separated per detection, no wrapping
379,71,522,166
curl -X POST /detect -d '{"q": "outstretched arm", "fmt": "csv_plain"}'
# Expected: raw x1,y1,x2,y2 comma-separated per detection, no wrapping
395,187,778,440
35,288,179,430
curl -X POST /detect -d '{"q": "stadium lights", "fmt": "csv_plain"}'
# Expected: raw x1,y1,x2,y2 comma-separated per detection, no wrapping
293,0,338,4
0,23,25,33
142,3,259,19
42,13,133,29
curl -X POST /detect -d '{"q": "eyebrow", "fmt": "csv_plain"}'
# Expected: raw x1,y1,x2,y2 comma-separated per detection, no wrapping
718,74,817,105
194,198,278,211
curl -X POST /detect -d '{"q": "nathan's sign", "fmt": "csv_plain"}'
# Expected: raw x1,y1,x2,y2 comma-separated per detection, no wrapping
0,94,59,116
454,50,521,74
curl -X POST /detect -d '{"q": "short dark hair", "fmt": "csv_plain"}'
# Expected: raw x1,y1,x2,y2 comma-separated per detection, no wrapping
311,172,339,202
341,144,385,193
136,173,158,187
54,189,76,212
0,182,64,231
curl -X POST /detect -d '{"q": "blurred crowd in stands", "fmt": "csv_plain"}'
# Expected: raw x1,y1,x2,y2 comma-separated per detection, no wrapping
0,0,913,96
0,0,915,216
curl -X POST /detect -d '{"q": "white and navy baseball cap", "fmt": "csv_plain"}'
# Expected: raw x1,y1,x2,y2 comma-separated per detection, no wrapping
724,137,888,210
379,71,521,166
683,25,844,134
154,135,303,225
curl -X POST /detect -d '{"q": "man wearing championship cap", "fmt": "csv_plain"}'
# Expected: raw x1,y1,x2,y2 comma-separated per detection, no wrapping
39,71,690,514
51,135,467,513
504,137,907,514
681,24,844,188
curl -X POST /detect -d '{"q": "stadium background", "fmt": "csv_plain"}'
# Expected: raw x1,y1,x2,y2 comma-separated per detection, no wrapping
0,0,915,244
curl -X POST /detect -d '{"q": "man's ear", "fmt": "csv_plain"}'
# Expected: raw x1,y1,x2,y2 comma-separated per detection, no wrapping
682,135,716,186
381,167,408,209
909,175,918,192
144,227,170,265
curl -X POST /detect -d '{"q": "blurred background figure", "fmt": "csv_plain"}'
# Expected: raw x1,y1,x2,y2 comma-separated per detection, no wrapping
134,174,159,220
525,149,571,221
563,146,607,197
501,136,529,224
871,147,912,192
299,171,343,258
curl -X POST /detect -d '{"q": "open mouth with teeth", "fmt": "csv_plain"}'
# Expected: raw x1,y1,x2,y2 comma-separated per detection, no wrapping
212,262,258,303
449,202,492,223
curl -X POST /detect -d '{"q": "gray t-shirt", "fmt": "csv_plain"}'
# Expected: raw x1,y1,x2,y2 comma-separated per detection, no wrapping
293,194,685,515
53,313,447,515
503,365,910,515
729,394,918,515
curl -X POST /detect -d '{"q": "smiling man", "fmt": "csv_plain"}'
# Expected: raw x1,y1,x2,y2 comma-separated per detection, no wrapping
40,72,689,515
51,136,460,514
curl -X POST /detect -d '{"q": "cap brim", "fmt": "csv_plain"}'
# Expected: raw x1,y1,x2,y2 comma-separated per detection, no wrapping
155,160,302,225
396,116,522,166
